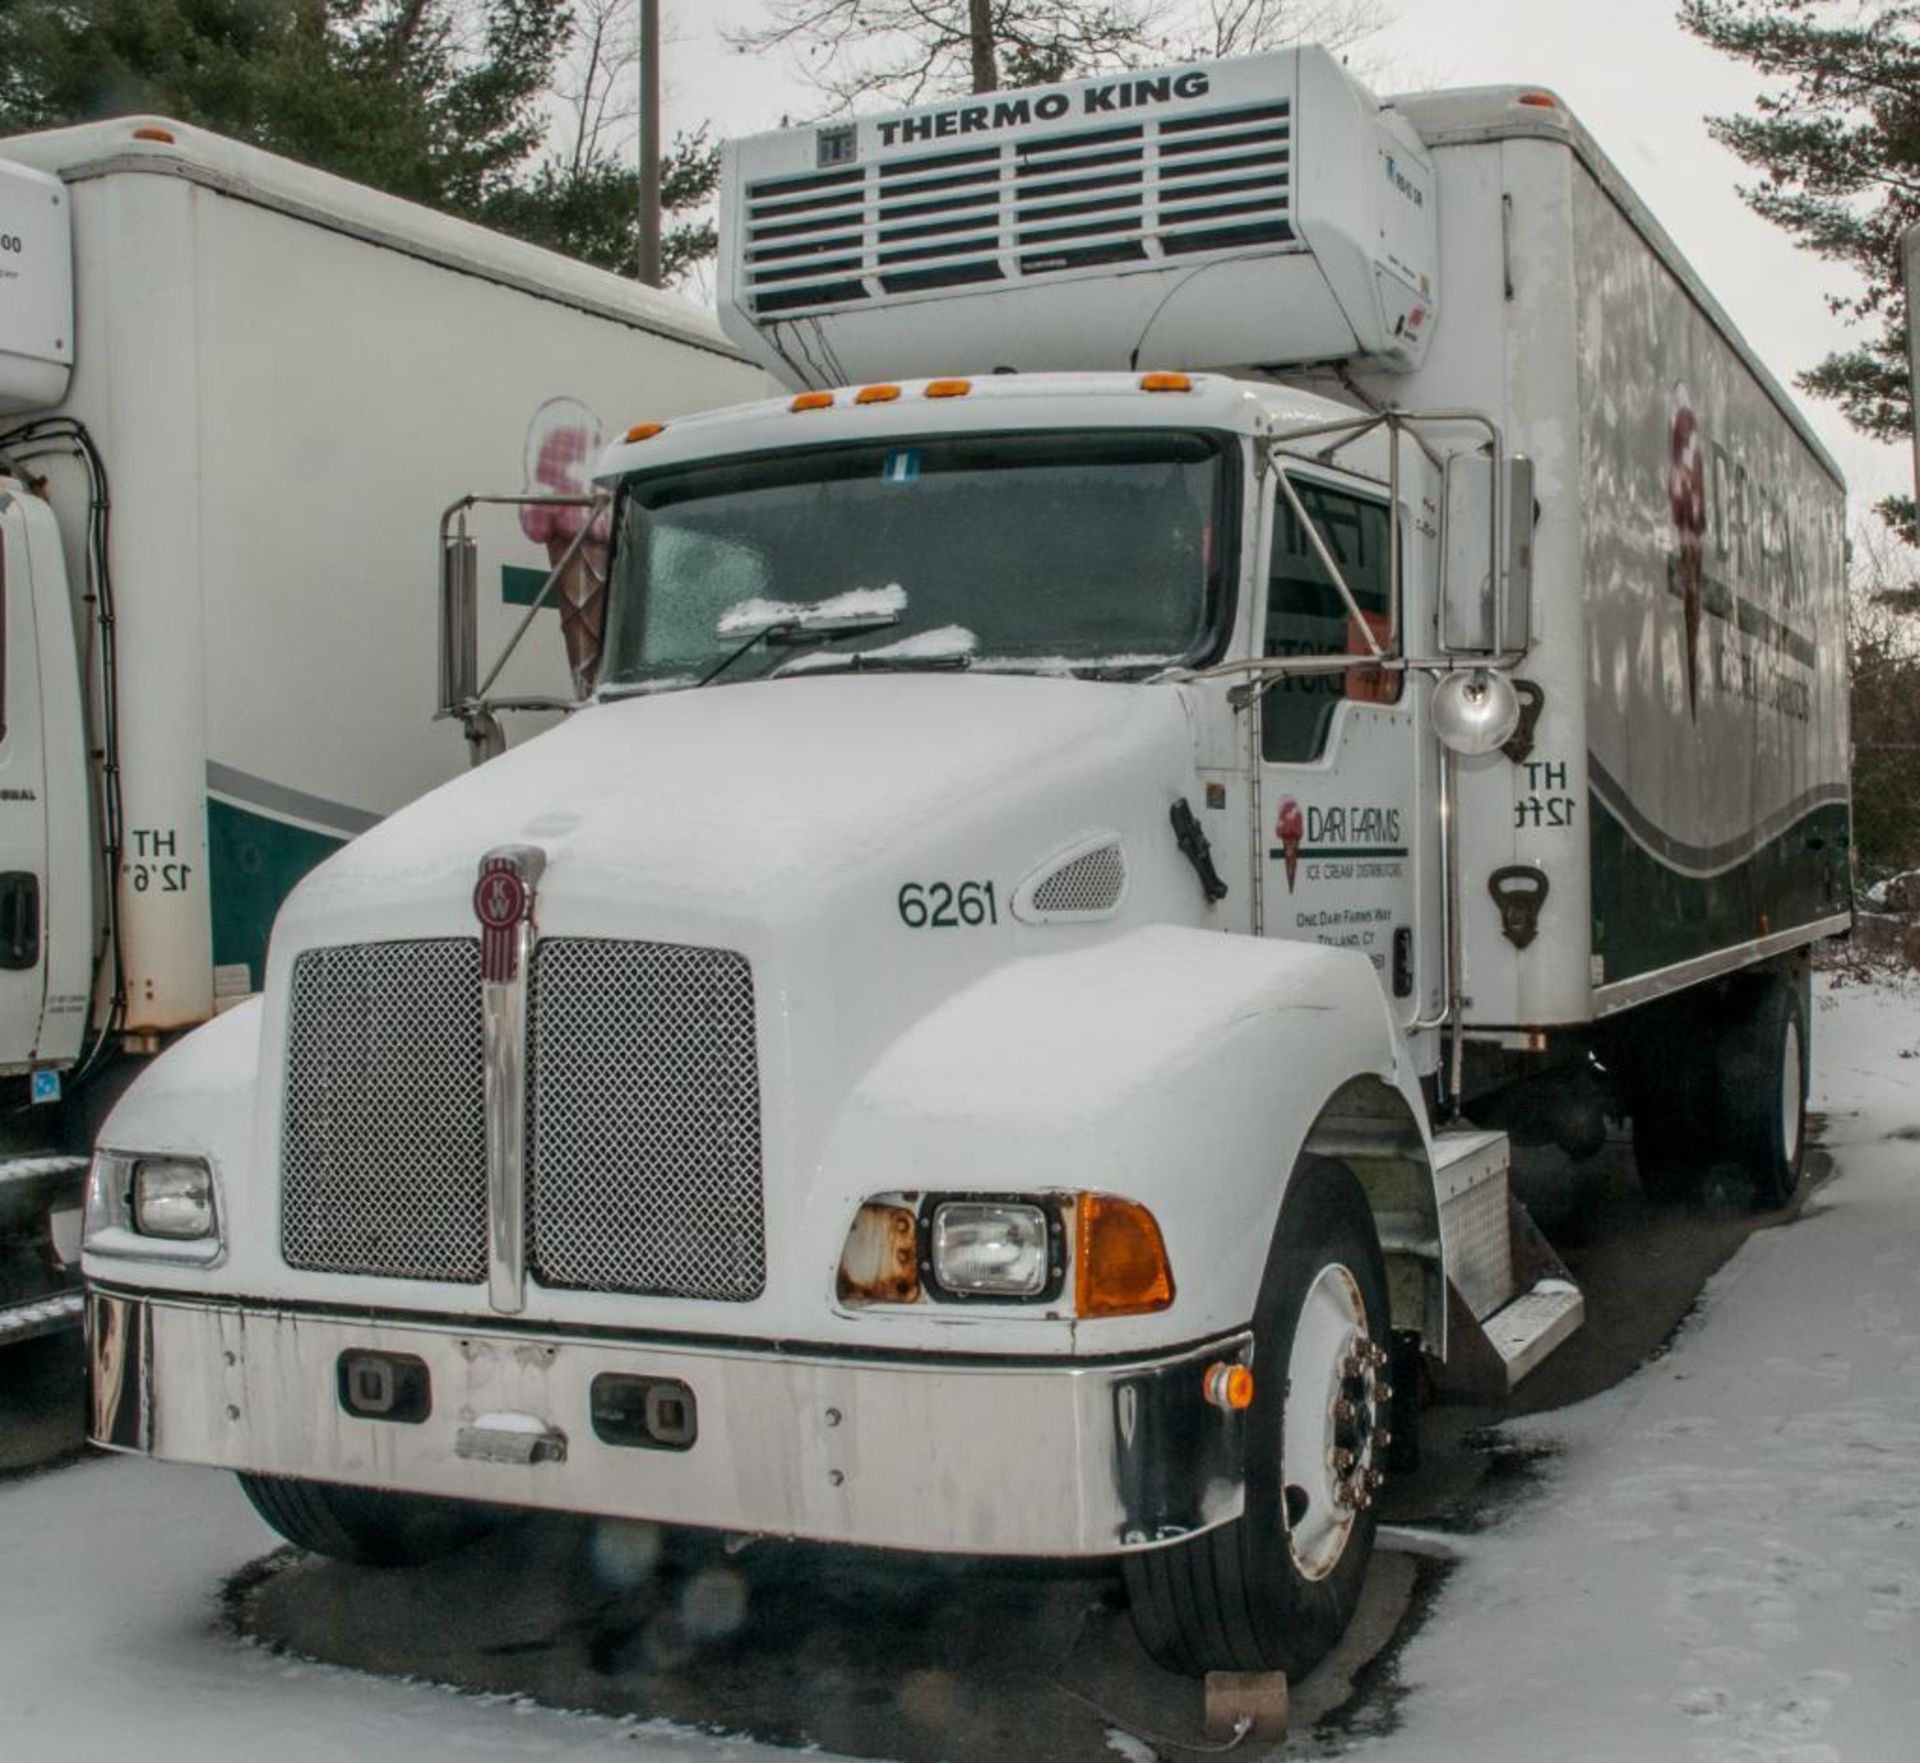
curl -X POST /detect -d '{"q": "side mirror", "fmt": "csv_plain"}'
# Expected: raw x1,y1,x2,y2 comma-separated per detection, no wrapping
1441,453,1533,654
438,533,478,716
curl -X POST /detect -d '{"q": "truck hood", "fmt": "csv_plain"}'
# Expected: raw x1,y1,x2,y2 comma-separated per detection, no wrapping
275,672,1198,947
258,672,1212,1338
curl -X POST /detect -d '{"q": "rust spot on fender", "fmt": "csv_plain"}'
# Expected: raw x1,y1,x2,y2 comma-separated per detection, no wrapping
837,1202,921,1306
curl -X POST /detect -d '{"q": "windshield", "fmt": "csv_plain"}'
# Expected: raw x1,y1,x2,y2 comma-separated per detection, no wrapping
598,429,1232,690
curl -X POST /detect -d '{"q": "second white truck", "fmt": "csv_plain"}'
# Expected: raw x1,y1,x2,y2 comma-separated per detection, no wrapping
84,52,1847,1680
0,118,762,1348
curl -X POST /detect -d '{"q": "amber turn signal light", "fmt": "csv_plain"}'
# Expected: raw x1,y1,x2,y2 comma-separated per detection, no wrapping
1075,1194,1174,1317
1138,371,1193,393
1203,1362,1255,1411
623,421,665,442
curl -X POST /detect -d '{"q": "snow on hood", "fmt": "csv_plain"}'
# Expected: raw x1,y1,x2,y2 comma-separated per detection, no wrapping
275,673,1193,950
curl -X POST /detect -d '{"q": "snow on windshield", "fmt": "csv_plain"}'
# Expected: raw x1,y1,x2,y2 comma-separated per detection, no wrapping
714,583,908,638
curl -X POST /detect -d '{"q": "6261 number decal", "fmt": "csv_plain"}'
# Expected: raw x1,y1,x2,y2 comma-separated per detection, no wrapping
898,880,998,929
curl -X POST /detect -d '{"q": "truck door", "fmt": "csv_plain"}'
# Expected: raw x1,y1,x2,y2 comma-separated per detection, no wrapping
1255,468,1440,1025
0,489,53,1069
0,484,89,1075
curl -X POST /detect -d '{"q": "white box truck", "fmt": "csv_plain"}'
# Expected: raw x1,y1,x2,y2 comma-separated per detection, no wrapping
83,52,1848,1681
0,118,762,1349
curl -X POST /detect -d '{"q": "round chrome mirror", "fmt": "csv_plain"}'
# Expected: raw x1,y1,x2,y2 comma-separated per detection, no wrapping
1431,668,1521,756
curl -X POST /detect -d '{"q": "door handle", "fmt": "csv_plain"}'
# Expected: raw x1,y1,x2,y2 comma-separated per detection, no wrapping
0,872,39,970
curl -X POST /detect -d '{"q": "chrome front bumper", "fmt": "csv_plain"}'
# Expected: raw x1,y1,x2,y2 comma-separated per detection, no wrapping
88,1290,1251,1556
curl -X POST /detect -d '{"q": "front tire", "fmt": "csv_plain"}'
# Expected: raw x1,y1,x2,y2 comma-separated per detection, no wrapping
238,1474,499,1566
1125,1157,1390,1678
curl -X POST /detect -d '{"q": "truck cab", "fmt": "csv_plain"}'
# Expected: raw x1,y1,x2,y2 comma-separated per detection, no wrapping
84,45,1846,1683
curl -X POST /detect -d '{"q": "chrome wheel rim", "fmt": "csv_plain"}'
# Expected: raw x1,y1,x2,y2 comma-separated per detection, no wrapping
1281,1263,1387,1582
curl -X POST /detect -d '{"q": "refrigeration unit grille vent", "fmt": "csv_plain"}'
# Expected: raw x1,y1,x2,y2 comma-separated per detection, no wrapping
741,100,1293,316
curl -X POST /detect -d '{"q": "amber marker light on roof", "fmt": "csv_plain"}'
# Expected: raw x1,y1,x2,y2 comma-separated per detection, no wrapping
1139,371,1193,392
1075,1193,1174,1318
623,422,665,443
1518,92,1559,109
132,127,176,143
855,384,902,404
790,391,834,412
924,379,972,399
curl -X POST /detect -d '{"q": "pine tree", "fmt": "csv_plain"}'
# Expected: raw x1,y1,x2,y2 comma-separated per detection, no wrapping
0,0,719,282
1680,0,1920,530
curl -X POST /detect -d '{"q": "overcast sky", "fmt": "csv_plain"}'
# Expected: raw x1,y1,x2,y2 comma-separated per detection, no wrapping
660,0,1911,526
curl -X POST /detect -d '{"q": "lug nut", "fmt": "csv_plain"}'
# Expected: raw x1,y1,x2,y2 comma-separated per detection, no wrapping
1372,1425,1393,1450
1333,1397,1356,1424
1374,1380,1394,1404
1331,1447,1356,1473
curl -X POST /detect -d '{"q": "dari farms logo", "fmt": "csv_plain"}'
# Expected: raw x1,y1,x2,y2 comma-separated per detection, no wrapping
1270,797,1406,894
1662,381,1819,727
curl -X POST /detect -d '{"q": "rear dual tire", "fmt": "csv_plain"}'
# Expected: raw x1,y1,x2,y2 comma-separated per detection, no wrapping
1626,969,1808,1211
1717,974,1807,1210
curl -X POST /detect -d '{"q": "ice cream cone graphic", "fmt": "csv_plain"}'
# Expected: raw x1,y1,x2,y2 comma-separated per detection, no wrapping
522,397,612,697
1668,386,1707,722
1277,798,1305,892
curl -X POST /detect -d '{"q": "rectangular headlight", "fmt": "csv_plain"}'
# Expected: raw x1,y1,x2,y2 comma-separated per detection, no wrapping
132,1158,216,1240
930,1201,1051,1298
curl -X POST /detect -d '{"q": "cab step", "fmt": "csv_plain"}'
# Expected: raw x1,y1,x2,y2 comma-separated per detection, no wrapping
1428,1127,1584,1395
1479,1277,1584,1385
0,1153,89,1194
0,1288,84,1348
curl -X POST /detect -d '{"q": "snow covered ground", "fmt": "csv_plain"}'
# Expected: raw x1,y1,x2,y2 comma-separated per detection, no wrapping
1362,973,1920,1762
3,973,1916,1761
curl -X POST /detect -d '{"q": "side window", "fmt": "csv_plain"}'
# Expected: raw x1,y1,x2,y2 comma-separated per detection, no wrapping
1261,480,1398,763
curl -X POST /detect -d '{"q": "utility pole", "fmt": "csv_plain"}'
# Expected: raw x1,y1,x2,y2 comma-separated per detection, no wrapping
637,0,662,286
968,0,997,92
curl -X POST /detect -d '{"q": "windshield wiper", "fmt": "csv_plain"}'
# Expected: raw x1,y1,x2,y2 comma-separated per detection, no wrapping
696,585,910,687
779,649,974,676
773,623,978,679
696,615,902,687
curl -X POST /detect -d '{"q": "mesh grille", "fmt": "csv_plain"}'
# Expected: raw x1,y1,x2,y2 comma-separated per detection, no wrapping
281,941,487,1282
741,98,1291,316
527,939,765,1301
1030,843,1128,916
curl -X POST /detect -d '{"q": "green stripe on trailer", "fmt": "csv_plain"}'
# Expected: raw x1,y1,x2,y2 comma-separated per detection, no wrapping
1590,797,1851,985
207,799,347,990
502,565,559,608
